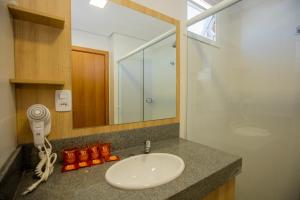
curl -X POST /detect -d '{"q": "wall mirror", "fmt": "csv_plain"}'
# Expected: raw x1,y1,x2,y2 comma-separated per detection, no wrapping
71,0,178,128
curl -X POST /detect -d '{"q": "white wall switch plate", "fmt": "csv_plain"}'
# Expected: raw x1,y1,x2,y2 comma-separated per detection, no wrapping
55,90,72,112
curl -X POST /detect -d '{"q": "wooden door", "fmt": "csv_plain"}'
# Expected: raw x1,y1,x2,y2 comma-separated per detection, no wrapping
72,46,109,128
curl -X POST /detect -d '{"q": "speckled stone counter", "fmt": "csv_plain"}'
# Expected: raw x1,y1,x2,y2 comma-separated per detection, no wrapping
15,138,242,200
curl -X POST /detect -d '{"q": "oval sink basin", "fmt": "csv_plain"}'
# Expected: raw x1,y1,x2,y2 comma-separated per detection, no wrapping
105,153,185,190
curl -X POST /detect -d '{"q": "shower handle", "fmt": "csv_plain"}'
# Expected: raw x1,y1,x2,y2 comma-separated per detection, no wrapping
145,98,153,103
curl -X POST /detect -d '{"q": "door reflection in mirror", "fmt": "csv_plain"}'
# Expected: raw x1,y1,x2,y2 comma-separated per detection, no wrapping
71,0,177,127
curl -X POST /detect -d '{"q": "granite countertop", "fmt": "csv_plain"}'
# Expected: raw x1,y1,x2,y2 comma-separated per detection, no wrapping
15,138,242,200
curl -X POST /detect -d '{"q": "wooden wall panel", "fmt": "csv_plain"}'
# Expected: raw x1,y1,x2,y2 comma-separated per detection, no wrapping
203,179,235,200
14,0,72,144
14,0,180,144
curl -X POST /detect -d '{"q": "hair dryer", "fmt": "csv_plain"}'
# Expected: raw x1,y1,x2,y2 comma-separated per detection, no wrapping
23,104,57,195
27,104,51,149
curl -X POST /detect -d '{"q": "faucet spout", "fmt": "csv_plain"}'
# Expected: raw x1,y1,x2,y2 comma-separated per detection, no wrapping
144,140,151,154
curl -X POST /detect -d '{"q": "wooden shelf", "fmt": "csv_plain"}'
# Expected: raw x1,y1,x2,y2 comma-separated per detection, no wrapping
10,79,65,86
7,4,65,29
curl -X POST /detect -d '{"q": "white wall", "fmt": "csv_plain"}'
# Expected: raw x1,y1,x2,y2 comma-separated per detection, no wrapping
0,0,17,169
187,0,300,199
72,29,110,51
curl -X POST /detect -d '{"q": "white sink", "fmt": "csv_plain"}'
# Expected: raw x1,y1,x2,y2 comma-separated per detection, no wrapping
105,153,185,190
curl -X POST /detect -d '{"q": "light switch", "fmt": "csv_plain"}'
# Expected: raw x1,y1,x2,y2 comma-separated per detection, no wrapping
59,93,66,99
55,90,72,112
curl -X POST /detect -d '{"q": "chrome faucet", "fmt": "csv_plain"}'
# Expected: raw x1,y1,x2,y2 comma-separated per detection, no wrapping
144,140,151,154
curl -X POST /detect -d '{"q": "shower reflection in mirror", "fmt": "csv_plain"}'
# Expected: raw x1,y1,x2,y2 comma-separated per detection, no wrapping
71,0,177,128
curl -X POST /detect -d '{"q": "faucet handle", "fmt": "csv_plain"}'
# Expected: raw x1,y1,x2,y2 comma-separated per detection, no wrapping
144,140,151,154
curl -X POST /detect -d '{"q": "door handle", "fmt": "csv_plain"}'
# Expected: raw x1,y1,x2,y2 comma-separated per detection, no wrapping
145,98,153,103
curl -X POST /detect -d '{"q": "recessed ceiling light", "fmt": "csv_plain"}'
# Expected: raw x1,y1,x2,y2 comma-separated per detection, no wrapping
89,0,108,8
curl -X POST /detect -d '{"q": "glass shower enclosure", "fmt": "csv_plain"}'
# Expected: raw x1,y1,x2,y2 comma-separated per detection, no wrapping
118,34,176,124
186,0,300,199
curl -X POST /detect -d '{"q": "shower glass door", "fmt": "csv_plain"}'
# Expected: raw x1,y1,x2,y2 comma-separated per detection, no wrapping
118,34,176,123
144,35,176,121
118,51,144,124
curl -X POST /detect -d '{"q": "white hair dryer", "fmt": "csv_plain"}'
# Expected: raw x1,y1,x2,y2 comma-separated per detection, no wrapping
27,104,51,149
23,104,57,195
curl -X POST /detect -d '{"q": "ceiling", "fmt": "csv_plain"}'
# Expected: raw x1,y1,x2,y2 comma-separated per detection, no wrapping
205,0,224,5
71,0,175,41
189,0,224,7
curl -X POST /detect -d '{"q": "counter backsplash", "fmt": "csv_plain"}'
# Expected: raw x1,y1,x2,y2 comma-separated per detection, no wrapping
22,123,179,169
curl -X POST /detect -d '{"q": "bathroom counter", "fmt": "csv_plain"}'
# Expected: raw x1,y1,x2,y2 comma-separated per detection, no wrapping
15,138,242,200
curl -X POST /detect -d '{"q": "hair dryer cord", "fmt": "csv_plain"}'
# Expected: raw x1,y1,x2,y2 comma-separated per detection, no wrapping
22,138,57,195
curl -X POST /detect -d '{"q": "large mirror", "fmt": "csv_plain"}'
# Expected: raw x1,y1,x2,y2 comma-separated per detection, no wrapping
71,0,177,128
